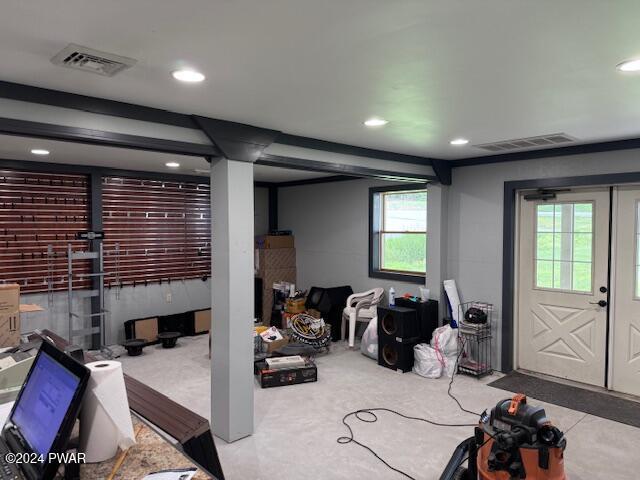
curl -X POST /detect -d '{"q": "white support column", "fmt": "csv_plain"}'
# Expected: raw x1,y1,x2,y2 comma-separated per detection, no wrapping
426,183,449,321
210,158,255,442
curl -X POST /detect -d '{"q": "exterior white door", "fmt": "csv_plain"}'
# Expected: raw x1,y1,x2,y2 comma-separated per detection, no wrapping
517,189,610,386
611,187,640,396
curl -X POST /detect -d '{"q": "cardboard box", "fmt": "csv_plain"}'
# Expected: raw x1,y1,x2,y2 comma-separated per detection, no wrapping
263,334,290,353
257,248,296,274
255,235,295,250
260,267,297,324
286,298,305,314
255,359,317,388
134,317,159,343
0,284,20,348
194,309,211,334
261,268,297,291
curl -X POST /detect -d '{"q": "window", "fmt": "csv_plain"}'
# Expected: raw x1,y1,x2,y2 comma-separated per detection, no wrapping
534,202,593,293
369,185,427,283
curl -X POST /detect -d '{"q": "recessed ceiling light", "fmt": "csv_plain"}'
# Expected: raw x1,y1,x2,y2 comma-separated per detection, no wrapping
30,149,50,155
166,162,181,168
616,58,640,72
450,138,469,146
364,117,389,127
171,69,205,82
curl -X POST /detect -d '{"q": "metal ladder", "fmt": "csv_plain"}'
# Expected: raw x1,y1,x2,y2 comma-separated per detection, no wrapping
67,243,109,352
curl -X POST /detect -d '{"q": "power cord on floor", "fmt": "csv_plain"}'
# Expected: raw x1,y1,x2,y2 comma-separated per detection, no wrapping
447,336,482,416
338,335,485,479
337,408,478,480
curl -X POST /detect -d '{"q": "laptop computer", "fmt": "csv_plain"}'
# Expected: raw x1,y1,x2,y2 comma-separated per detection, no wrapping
1,340,90,480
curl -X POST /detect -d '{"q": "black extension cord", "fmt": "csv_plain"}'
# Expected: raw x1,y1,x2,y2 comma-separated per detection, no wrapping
337,336,483,479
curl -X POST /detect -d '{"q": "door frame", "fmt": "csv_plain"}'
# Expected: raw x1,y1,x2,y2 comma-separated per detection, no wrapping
502,171,640,373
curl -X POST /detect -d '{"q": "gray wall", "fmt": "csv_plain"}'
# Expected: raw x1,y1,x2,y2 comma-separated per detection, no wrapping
277,150,640,370
447,148,640,369
278,179,427,299
254,187,270,236
19,186,269,346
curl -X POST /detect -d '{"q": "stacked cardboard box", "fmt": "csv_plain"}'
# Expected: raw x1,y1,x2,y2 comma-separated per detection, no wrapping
0,284,20,348
255,235,296,324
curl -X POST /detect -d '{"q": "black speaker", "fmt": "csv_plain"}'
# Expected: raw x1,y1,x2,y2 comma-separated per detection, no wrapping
377,306,419,373
305,287,331,313
377,306,419,341
378,337,416,372
393,298,439,343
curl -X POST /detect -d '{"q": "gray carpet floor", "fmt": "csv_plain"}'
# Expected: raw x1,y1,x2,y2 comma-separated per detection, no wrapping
119,336,640,480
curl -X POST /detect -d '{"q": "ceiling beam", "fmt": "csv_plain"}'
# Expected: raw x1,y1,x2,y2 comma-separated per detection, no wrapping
0,81,445,178
193,116,281,163
0,80,197,129
258,153,435,183
430,159,452,185
275,132,435,167
273,175,359,188
0,156,208,183
0,116,218,157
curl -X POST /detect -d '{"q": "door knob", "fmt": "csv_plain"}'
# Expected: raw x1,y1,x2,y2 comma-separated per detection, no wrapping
589,300,607,307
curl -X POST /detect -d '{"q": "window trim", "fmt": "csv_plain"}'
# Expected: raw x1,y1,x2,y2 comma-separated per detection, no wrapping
369,183,427,284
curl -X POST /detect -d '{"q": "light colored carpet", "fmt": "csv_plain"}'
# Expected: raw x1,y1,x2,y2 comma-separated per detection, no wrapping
120,336,639,480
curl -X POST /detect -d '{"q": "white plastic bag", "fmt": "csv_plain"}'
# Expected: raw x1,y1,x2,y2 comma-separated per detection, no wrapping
360,317,378,360
430,325,458,357
412,343,443,378
428,325,459,377
442,354,458,378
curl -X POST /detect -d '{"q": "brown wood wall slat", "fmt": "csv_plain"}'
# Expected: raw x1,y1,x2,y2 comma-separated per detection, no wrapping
102,177,211,286
0,170,91,293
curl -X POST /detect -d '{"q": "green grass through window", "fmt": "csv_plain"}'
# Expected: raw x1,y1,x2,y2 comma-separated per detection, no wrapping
381,233,426,274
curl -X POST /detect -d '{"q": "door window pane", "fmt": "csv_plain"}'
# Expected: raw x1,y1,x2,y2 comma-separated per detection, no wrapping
536,233,554,260
536,260,553,288
534,202,593,292
573,233,593,262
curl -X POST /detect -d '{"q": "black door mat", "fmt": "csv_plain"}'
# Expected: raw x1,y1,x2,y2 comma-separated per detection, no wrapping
488,371,640,428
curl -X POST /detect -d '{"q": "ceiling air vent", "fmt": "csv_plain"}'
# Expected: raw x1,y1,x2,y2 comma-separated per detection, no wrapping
473,133,576,153
51,44,136,77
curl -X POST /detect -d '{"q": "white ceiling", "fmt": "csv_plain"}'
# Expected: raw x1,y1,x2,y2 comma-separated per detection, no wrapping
0,134,334,183
1,1,640,160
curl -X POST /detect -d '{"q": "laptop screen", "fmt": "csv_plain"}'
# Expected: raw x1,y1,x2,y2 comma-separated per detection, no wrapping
10,351,81,456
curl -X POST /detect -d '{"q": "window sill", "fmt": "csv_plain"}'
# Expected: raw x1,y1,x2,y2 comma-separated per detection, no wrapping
368,269,426,284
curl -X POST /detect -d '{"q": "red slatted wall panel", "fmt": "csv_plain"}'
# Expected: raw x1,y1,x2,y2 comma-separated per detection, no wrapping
0,170,91,293
102,177,211,286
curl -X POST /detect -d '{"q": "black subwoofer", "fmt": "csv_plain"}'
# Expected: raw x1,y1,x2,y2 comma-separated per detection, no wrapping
378,306,419,340
377,306,418,373
378,337,416,373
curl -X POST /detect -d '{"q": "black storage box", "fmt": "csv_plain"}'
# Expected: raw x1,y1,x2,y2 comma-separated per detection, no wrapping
255,360,317,388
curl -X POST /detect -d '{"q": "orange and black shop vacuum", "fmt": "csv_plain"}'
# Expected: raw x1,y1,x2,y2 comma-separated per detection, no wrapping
440,394,567,480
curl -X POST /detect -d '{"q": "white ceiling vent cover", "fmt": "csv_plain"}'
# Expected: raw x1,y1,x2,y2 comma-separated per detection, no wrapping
474,133,576,153
51,44,136,77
